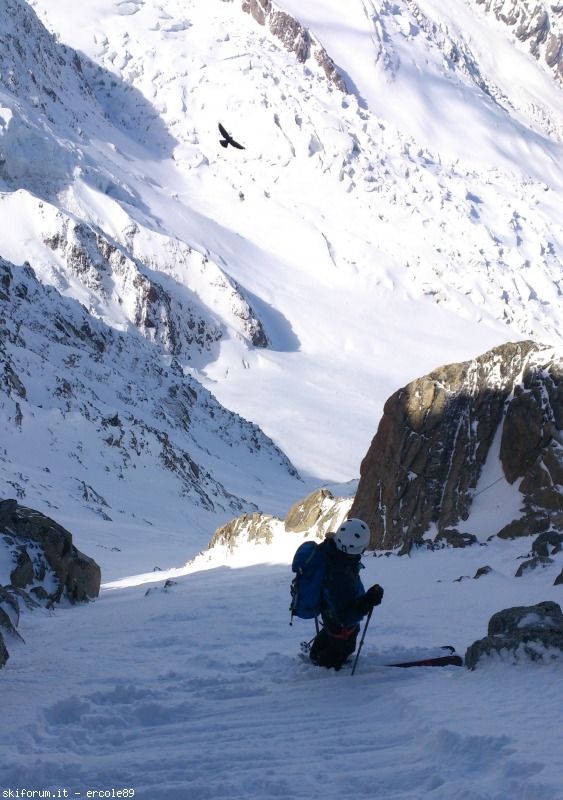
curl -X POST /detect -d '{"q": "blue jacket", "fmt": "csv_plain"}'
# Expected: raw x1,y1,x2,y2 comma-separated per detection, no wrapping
318,537,366,627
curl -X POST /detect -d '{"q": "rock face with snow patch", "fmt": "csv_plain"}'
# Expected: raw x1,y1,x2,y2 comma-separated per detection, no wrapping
0,498,101,604
473,0,563,83
241,0,348,92
513,530,563,580
350,341,563,551
206,489,352,554
40,217,270,359
284,488,352,538
208,511,280,554
465,600,563,668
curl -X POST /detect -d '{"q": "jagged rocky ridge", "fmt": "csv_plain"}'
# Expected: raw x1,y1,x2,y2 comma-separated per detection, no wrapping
473,0,563,83
235,0,563,135
39,208,269,358
0,256,298,522
237,0,348,92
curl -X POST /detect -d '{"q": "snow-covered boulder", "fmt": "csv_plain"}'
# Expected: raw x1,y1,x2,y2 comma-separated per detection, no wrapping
513,531,563,582
465,600,563,669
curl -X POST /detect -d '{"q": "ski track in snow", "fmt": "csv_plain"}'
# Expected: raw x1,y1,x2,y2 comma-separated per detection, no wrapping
2,550,562,800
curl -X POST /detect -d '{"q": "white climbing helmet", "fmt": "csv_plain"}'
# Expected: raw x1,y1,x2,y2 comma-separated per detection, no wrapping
335,518,370,554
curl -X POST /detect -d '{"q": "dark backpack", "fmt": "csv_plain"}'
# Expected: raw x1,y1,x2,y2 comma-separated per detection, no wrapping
289,541,327,623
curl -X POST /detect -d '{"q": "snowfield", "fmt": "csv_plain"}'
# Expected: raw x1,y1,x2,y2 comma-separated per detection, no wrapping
1,532,562,799
1,0,563,797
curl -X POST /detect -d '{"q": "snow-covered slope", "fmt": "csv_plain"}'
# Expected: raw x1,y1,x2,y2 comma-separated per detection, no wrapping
2,530,562,800
3,0,563,505
0,254,303,575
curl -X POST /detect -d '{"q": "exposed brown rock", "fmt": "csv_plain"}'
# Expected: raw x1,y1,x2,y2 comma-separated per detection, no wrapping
207,489,352,554
350,341,563,551
208,512,279,554
434,529,478,549
284,488,347,535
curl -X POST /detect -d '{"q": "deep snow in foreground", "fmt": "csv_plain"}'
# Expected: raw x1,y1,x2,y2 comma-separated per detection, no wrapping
1,532,562,800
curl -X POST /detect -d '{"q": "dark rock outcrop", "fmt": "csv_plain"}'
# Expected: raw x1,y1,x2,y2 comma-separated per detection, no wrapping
10,546,35,588
532,530,563,557
512,530,563,579
350,341,563,551
0,498,101,604
434,529,478,549
465,601,563,668
0,498,102,669
0,632,8,668
497,512,551,539
515,555,554,576
0,605,24,642
474,565,493,578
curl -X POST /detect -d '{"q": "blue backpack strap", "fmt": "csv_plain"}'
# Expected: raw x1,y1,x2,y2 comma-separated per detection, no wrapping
320,542,365,627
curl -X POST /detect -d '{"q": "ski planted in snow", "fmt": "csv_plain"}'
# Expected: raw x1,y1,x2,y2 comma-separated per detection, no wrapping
386,653,463,668
299,641,463,668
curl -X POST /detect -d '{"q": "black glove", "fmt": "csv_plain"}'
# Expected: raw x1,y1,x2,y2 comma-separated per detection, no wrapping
366,584,384,607
356,584,384,615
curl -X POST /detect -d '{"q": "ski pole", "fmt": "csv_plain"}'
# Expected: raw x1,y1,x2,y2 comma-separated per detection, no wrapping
301,617,323,654
351,608,373,676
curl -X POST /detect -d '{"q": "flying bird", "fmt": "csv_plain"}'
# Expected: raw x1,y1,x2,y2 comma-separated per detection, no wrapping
218,122,245,150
